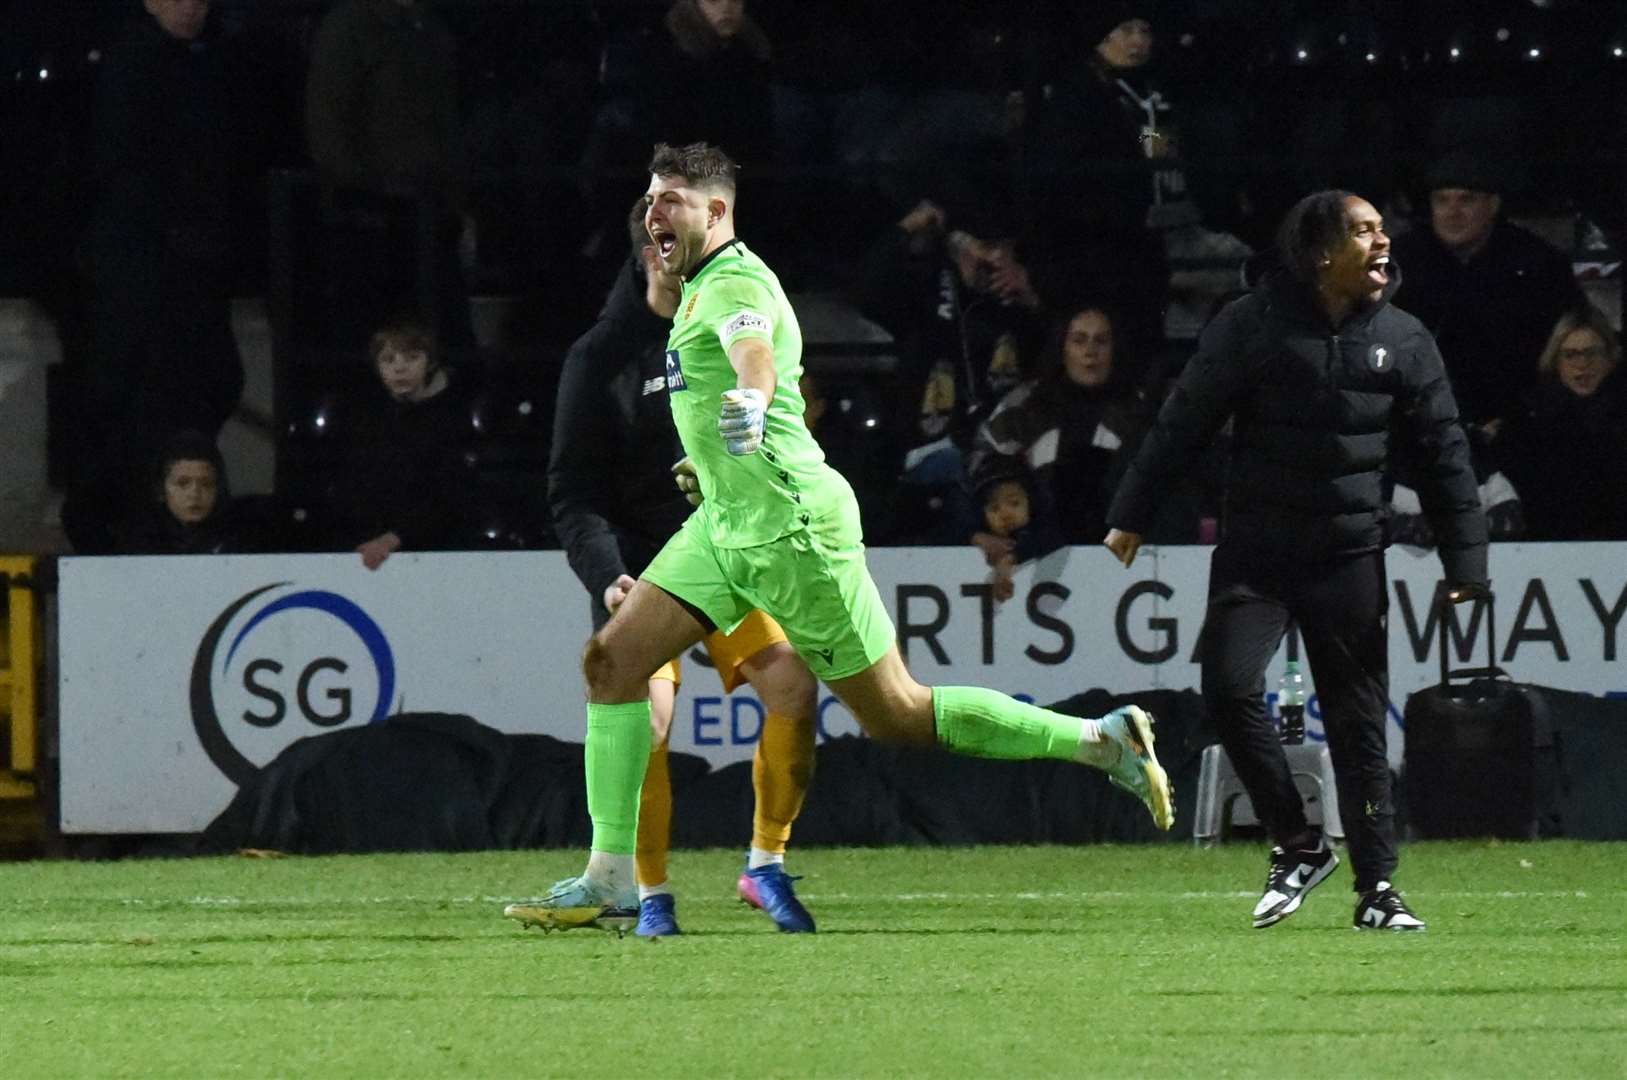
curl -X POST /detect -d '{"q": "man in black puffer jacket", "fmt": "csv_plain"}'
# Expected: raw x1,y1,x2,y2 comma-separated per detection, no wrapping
1104,190,1489,933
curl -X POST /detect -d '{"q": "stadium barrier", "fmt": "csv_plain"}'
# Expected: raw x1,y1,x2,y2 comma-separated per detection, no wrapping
54,544,1627,835
0,554,41,801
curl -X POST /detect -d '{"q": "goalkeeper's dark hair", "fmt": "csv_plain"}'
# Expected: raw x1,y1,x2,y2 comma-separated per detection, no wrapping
1276,189,1358,283
647,141,738,195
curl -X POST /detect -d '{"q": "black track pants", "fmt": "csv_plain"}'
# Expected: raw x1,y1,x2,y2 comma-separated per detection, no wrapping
1199,545,1397,891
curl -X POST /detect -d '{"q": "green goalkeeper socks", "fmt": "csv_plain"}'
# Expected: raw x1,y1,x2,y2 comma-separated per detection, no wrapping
585,700,654,855
932,685,1087,762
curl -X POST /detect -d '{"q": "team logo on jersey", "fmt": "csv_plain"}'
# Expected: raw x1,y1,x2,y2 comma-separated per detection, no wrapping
1367,344,1392,372
664,349,688,392
722,311,771,341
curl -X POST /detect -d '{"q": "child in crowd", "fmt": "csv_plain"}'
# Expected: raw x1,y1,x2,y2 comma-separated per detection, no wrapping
972,469,1059,602
117,430,249,554
327,320,472,568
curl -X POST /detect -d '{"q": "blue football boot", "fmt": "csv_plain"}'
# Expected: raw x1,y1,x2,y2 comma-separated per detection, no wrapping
635,893,682,937
737,865,816,933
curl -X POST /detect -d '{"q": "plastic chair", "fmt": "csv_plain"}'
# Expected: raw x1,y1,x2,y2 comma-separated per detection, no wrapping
1192,742,1344,846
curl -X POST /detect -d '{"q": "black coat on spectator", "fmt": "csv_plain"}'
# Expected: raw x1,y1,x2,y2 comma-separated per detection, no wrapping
326,371,472,552
859,224,1042,453
1501,370,1627,541
116,498,256,556
1019,60,1169,352
1108,269,1488,585
305,0,465,199
588,2,774,175
303,0,473,354
72,10,244,550
1390,218,1582,427
547,257,691,628
968,376,1148,549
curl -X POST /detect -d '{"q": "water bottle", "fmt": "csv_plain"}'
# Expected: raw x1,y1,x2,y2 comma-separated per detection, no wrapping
1278,661,1307,745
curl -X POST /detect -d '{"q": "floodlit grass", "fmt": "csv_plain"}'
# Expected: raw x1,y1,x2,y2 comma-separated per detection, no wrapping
2,843,1624,1078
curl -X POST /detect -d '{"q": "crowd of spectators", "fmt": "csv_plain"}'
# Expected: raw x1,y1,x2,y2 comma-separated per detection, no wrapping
3,0,1625,565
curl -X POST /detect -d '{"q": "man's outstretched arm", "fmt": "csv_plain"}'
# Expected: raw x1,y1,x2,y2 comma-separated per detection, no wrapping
718,337,778,456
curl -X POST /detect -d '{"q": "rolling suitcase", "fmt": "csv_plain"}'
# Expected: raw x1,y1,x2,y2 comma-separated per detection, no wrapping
1401,589,1555,839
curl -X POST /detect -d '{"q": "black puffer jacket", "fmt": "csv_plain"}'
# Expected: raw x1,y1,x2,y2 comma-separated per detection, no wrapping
1107,268,1488,585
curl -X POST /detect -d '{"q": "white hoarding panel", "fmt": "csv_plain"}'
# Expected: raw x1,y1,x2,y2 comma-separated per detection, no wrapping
58,545,1626,832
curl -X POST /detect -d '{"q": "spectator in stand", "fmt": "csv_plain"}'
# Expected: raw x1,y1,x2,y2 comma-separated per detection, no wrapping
305,0,473,354
116,429,256,555
459,8,599,288
1389,433,1526,549
1020,3,1179,356
1390,154,1583,440
1500,306,1627,540
326,319,472,569
857,197,1045,543
970,468,1060,604
579,0,774,259
966,305,1148,556
759,1,894,222
66,0,245,554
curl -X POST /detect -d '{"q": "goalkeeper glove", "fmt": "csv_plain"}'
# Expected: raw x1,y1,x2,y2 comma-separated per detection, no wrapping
718,388,767,456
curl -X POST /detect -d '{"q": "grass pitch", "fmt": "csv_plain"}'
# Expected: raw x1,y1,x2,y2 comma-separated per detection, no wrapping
2,842,1624,1078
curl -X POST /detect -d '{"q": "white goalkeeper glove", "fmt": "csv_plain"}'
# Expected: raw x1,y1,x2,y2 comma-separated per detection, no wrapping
718,388,767,456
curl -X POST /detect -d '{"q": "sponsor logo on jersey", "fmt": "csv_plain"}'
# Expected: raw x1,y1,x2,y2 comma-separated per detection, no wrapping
722,310,771,340
1368,343,1392,372
664,349,688,392
641,376,666,397
683,292,700,321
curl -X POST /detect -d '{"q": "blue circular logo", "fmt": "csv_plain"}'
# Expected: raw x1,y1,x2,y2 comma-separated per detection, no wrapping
190,584,396,784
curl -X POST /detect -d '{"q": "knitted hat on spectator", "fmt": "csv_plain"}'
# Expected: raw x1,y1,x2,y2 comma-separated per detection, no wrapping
1080,2,1157,48
1422,151,1504,195
972,457,1037,506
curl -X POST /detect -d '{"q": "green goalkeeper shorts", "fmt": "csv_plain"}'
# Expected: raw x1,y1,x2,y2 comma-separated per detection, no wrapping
641,497,895,683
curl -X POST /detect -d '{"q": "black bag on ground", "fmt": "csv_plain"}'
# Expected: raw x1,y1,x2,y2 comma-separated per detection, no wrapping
1401,589,1556,839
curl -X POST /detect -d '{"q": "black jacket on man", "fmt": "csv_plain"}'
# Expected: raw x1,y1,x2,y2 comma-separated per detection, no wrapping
1391,218,1581,427
547,256,690,625
1107,266,1489,586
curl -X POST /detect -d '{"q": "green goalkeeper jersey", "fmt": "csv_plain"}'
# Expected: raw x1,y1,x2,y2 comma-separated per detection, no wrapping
665,240,851,548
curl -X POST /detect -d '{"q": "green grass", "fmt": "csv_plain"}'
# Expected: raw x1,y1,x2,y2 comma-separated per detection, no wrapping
2,842,1625,1078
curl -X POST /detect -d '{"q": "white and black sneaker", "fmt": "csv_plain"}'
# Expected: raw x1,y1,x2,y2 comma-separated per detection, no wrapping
1252,840,1339,929
1353,882,1426,932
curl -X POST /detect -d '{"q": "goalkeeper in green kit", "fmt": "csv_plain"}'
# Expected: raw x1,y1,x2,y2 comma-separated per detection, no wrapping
504,142,1174,934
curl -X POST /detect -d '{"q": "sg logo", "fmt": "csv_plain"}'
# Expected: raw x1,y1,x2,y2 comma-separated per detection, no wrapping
191,584,397,783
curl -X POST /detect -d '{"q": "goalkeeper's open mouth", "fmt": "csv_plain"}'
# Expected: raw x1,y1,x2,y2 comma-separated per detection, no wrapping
649,225,678,264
